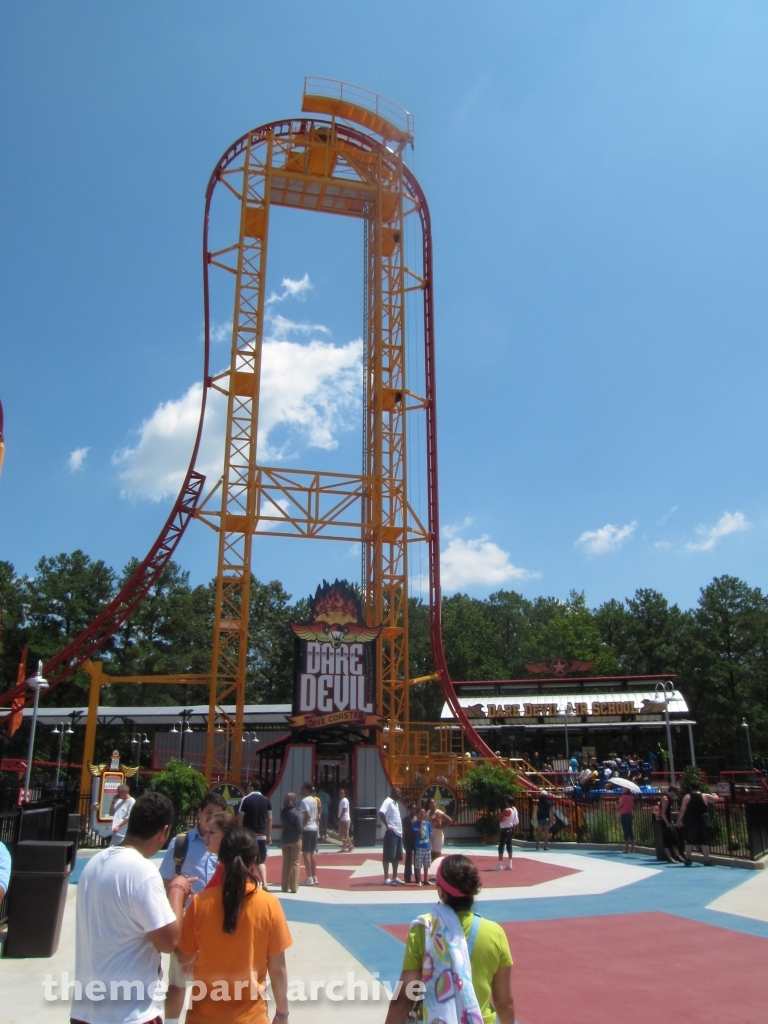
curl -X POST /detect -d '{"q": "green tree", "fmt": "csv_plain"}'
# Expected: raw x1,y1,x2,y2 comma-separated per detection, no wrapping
598,588,690,675
408,598,443,721
149,758,208,833
246,577,296,704
484,590,533,677
684,576,766,762
109,559,212,707
462,763,523,839
442,594,505,681
523,592,620,674
0,560,27,689
24,550,117,706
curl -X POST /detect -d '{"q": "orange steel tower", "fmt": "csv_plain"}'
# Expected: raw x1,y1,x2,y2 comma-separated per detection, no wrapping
195,79,427,781
0,79,501,787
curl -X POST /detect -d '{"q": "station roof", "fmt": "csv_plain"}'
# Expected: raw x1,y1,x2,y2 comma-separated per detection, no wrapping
453,673,677,690
22,704,291,727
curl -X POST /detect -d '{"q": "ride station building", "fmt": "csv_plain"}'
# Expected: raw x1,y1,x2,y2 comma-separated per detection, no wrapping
444,659,695,771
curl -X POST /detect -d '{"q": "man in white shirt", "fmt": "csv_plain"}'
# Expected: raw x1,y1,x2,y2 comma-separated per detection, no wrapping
379,787,404,885
72,792,194,1024
300,782,319,886
110,785,136,846
337,787,353,852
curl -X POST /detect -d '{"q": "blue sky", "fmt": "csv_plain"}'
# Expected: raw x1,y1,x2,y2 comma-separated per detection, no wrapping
2,2,768,611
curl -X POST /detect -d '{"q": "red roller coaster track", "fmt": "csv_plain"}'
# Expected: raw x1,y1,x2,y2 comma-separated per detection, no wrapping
0,118,496,762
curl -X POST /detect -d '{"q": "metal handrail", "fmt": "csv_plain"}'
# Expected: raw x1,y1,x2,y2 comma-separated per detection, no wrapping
303,76,415,136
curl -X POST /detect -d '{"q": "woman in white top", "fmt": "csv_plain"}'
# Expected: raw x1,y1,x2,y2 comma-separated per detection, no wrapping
337,787,353,852
495,797,519,870
428,799,454,860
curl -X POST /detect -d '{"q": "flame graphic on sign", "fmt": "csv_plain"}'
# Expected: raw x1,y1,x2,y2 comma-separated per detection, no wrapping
311,579,361,626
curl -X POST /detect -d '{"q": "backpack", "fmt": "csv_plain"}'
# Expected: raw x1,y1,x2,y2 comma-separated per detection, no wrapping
173,832,189,875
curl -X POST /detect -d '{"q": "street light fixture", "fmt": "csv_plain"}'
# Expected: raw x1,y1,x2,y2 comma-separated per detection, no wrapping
742,718,753,769
176,709,195,762
130,731,150,767
654,680,676,786
23,661,48,802
51,720,75,786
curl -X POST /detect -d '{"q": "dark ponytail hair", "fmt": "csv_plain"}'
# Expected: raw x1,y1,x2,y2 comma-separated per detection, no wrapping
438,854,482,912
218,827,260,933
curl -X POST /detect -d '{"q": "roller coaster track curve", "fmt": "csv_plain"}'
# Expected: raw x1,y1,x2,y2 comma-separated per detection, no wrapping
0,118,498,766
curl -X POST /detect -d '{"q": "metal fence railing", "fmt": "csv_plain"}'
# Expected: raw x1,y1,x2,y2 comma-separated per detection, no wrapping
395,787,763,861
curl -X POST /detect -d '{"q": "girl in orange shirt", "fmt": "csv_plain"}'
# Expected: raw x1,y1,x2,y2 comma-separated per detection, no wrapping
176,827,292,1024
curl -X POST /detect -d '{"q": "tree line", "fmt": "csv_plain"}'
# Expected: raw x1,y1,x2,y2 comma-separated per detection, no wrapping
1,551,766,766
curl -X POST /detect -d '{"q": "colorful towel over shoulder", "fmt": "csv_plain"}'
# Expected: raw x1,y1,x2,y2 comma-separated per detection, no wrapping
412,903,484,1024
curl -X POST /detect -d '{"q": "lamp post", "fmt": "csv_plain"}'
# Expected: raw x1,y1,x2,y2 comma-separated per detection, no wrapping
242,732,259,783
51,720,75,786
130,732,150,767
66,709,83,781
654,680,676,786
23,661,48,802
562,703,575,762
742,718,753,769
171,709,194,762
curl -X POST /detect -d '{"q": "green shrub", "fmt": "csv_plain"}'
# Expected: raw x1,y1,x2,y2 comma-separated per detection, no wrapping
463,763,523,814
678,765,710,795
149,758,208,833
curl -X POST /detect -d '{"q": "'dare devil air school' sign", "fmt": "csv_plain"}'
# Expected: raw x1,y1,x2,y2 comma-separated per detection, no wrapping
289,580,383,730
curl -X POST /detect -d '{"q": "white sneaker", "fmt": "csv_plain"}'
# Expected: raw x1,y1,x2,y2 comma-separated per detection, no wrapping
392,877,405,885
301,878,314,886
312,877,319,885
504,862,513,870
494,863,504,871
383,878,393,885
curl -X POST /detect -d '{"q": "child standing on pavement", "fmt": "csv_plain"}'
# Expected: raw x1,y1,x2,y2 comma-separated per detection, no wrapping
413,807,432,886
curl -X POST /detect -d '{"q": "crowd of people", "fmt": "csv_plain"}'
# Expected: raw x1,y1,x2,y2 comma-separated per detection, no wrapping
68,783,516,1024
528,748,666,788
0,759,733,1024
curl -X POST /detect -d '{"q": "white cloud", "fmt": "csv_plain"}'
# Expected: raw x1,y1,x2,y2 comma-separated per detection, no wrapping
658,505,679,525
210,320,232,344
686,511,750,552
267,312,330,340
653,541,672,550
442,517,474,540
114,319,363,501
576,521,637,555
266,274,312,304
441,535,539,591
68,447,89,472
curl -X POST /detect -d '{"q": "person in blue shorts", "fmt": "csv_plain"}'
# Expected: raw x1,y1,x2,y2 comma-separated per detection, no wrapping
413,806,432,886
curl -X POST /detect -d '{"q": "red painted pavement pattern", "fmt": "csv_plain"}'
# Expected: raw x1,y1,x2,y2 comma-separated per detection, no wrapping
264,852,578,890
383,911,767,1024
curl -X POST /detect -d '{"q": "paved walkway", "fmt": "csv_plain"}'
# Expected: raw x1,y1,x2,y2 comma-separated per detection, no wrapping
1,845,766,1024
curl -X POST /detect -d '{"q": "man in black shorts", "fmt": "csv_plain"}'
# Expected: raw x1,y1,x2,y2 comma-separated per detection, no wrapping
237,779,272,886
299,782,319,885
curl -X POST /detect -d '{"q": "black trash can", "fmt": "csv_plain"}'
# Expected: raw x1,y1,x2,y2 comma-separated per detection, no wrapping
65,814,82,873
4,841,73,958
352,807,378,847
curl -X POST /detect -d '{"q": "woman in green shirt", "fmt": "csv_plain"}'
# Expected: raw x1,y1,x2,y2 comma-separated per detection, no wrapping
384,854,515,1024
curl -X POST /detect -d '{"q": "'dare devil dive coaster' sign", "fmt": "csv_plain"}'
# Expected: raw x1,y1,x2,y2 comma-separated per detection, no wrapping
290,580,383,730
